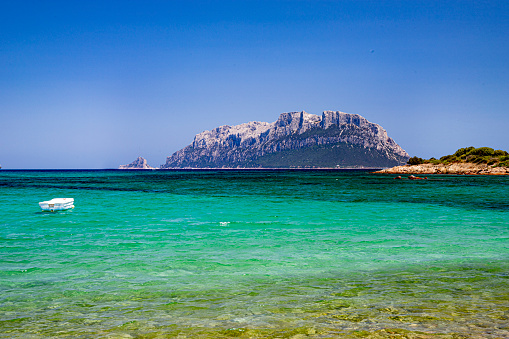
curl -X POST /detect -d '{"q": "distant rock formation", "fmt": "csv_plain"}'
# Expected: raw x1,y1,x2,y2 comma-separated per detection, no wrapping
375,163,509,175
161,110,409,168
119,157,155,169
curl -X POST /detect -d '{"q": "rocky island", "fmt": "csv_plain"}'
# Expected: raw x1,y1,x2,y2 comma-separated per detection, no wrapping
118,157,155,170
161,110,409,168
375,147,509,175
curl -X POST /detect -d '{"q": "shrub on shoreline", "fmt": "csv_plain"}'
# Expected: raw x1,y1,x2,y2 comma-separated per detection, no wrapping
407,147,508,166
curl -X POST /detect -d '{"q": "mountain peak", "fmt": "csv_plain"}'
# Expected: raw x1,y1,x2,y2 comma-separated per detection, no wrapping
161,110,409,168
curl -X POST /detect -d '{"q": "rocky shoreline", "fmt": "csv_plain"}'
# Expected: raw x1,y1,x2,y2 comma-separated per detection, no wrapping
375,162,509,175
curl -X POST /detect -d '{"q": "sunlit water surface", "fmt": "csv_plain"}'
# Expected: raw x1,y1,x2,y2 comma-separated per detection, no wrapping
1,170,508,338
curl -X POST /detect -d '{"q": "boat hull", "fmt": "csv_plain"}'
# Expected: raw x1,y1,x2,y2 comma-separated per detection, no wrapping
39,198,74,212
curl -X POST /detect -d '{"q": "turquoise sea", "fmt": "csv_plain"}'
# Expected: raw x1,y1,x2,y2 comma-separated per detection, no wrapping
1,170,508,338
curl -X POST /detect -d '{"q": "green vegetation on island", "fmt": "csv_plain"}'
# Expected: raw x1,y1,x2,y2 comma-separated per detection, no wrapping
407,147,509,167
250,142,406,168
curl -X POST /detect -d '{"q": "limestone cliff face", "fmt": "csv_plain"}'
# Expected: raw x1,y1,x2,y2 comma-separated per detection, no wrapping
161,111,410,168
119,157,155,169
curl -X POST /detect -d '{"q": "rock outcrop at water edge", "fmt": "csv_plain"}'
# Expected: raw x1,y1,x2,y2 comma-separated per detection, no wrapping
119,157,155,169
374,163,509,175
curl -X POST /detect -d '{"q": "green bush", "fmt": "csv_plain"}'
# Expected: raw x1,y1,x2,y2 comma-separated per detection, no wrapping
407,156,424,165
425,157,441,165
439,154,459,163
467,147,495,156
412,147,508,166
454,147,475,158
472,156,490,164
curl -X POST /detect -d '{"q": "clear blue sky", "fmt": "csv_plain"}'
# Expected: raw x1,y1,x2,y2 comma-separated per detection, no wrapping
1,0,508,169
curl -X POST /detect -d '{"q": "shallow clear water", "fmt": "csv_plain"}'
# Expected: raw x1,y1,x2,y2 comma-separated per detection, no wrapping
1,170,508,338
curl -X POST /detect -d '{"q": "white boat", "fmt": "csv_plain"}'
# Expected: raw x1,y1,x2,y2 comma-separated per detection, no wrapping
39,198,74,212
